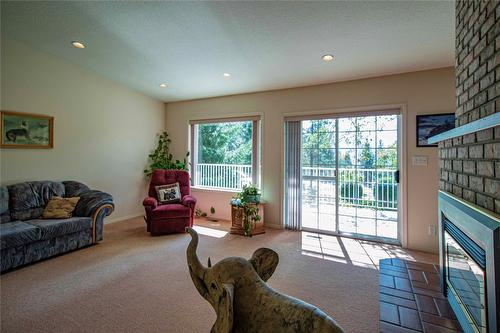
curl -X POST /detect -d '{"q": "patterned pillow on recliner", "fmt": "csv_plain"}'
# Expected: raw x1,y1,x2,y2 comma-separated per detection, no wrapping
155,183,181,204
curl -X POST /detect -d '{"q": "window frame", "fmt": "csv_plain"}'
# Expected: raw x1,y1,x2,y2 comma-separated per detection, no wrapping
189,116,261,191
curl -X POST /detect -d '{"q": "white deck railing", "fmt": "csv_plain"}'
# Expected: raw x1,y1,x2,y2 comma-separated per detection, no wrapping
194,164,397,209
195,163,252,190
302,167,398,209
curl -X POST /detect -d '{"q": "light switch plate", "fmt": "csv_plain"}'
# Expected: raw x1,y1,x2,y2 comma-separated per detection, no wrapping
412,155,428,166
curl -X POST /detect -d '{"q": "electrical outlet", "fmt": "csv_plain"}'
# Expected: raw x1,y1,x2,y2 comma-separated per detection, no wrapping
428,225,436,236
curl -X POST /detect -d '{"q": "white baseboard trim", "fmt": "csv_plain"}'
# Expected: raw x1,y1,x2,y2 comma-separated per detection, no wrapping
105,214,143,224
265,223,283,229
106,215,284,229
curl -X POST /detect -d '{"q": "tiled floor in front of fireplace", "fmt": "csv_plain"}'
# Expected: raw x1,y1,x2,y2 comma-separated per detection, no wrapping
379,258,463,333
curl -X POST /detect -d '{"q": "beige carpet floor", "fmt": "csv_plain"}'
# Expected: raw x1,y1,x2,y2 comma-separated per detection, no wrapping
1,217,436,333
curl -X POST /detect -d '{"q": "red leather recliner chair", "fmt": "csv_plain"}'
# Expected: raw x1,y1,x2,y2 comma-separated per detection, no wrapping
143,170,197,235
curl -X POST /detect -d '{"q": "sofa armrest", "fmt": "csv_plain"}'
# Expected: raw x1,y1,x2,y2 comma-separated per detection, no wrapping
74,190,114,217
73,190,114,243
143,196,158,209
181,195,197,209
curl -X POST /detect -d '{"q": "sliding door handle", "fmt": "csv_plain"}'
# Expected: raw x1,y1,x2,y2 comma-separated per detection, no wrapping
395,170,400,184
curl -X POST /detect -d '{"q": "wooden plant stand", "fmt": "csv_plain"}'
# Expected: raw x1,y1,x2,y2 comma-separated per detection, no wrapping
230,203,265,236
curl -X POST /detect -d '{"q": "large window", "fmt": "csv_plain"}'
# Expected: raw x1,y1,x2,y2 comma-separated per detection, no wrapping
190,117,260,190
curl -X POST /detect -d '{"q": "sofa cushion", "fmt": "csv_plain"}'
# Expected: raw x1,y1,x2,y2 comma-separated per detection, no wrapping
0,213,11,224
8,181,65,221
0,186,9,215
26,217,92,240
1,222,41,249
152,203,191,219
63,181,90,197
0,186,10,224
42,197,80,219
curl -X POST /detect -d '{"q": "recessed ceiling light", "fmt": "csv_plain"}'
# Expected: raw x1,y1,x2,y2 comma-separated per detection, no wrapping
322,54,334,62
223,73,231,78
159,83,167,88
71,41,86,49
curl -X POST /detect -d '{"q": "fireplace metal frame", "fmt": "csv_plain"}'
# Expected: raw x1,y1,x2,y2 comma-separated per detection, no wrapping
438,191,500,333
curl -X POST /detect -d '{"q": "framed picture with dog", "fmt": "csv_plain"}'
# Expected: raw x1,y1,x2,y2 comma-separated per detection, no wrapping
1,111,54,148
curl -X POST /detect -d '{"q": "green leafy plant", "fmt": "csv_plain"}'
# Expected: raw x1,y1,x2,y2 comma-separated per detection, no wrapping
144,131,190,177
242,184,259,195
340,183,363,203
373,184,398,208
242,204,261,237
230,185,262,237
239,184,261,203
340,170,363,182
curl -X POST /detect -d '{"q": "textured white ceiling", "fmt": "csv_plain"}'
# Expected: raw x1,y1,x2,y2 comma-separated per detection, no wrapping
1,1,454,102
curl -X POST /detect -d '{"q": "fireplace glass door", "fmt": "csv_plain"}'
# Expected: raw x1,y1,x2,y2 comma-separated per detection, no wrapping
445,231,486,332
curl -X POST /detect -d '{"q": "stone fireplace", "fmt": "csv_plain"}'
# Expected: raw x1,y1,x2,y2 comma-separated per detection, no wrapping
428,1,500,332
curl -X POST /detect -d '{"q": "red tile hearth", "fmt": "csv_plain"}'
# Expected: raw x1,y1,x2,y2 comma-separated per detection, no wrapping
379,258,462,333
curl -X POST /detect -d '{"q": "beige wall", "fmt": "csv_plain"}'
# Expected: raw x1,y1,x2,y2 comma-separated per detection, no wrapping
166,67,455,253
0,39,165,222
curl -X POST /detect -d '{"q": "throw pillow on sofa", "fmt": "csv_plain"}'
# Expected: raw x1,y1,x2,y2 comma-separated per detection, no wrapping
42,196,80,219
155,183,181,204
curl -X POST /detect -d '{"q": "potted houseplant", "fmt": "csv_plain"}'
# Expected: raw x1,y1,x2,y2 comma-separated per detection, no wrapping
240,184,261,204
230,185,262,237
242,204,261,237
144,131,190,177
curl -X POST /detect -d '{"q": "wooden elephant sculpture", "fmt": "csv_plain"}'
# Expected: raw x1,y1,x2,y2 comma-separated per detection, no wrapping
186,227,344,333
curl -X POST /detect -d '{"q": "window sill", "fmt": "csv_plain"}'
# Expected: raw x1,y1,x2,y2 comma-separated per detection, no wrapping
191,186,240,194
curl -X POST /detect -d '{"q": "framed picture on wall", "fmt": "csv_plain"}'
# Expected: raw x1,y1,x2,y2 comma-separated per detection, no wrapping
416,113,455,147
1,111,54,148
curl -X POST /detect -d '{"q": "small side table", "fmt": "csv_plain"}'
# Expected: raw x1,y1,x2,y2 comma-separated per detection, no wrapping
230,202,265,236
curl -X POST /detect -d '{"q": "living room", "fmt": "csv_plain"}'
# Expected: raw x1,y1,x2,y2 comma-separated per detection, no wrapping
1,1,499,333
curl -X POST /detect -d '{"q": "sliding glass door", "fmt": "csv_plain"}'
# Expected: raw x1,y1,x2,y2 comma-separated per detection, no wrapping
301,119,337,233
299,114,400,243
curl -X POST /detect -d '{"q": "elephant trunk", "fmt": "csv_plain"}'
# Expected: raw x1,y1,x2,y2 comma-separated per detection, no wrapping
186,227,207,279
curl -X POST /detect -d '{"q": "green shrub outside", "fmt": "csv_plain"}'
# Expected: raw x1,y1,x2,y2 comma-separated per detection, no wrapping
340,183,363,203
373,183,398,208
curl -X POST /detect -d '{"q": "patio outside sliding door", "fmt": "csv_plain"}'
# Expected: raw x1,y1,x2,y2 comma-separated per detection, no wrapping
298,113,400,244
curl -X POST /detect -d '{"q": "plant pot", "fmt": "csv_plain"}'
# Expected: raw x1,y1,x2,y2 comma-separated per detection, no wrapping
245,194,261,203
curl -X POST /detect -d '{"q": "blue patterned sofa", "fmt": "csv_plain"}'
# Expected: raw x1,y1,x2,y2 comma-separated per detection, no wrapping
0,181,114,273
